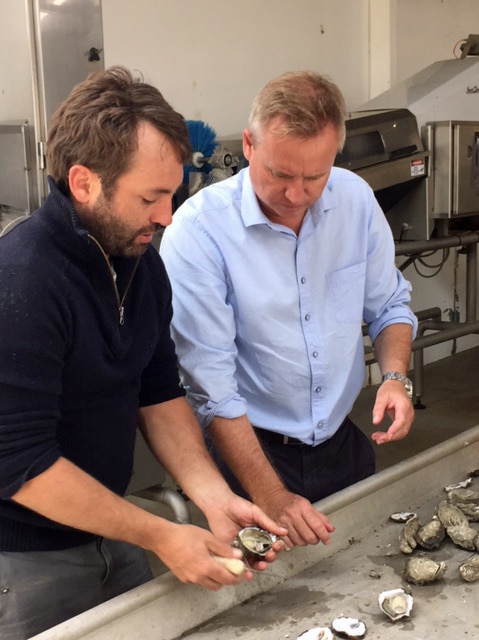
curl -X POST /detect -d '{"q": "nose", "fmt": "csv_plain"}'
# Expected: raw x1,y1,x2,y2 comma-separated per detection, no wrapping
284,180,307,206
149,199,173,227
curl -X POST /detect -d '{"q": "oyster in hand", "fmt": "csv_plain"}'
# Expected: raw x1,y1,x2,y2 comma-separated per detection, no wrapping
399,514,421,554
403,557,447,585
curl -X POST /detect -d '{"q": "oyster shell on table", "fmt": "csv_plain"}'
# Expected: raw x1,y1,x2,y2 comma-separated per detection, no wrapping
448,488,479,521
403,557,447,585
446,523,479,551
296,628,333,640
399,514,421,554
436,500,469,528
378,588,413,621
444,478,473,491
390,511,417,523
331,617,366,639
415,517,445,550
459,555,479,582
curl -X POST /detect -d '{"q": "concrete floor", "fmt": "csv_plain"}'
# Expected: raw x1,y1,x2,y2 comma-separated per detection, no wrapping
351,345,479,471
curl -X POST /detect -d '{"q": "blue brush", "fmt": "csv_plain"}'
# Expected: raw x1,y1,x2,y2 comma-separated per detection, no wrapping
183,120,217,184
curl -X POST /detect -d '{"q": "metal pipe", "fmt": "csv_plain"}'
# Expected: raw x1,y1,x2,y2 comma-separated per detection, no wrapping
411,320,479,350
134,486,191,524
466,243,477,322
395,231,479,256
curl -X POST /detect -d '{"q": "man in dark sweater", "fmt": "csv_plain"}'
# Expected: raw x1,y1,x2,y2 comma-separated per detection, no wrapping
0,67,287,639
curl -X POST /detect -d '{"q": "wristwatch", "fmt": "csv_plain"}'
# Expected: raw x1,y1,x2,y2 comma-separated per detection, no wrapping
381,371,413,400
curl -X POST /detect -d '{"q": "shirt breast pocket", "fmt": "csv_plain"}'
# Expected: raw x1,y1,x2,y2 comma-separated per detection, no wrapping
327,261,366,323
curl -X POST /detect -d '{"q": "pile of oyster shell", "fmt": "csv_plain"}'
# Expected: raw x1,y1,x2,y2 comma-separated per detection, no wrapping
395,476,479,584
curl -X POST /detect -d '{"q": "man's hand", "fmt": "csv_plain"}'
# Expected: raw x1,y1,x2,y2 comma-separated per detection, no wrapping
203,492,288,568
371,379,414,444
256,487,334,550
152,521,253,589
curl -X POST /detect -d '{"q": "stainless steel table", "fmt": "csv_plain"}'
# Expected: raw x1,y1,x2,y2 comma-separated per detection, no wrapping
33,425,479,640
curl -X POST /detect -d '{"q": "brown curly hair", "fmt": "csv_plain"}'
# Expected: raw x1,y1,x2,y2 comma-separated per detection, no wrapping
46,66,191,197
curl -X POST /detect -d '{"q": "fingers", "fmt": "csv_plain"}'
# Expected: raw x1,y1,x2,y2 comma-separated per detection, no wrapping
250,503,289,539
277,501,334,548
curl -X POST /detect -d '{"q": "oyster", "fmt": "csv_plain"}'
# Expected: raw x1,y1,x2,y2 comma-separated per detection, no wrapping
448,488,479,521
459,555,479,582
233,526,276,562
390,511,417,523
436,500,469,528
415,518,445,550
403,557,447,585
297,628,333,640
446,524,479,551
331,617,366,639
399,514,421,554
444,478,472,491
378,588,413,621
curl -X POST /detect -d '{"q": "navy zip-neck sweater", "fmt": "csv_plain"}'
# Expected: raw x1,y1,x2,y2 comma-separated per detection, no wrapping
0,183,185,551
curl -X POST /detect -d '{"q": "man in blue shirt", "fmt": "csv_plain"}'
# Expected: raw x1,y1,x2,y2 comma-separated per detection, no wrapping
160,71,417,551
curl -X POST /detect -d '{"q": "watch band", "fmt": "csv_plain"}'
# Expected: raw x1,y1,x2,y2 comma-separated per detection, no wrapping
381,371,413,399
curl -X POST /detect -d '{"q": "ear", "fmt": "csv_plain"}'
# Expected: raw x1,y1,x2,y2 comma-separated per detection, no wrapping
68,165,101,204
242,128,254,162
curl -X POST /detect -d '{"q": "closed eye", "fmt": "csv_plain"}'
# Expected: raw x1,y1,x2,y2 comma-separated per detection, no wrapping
141,197,157,205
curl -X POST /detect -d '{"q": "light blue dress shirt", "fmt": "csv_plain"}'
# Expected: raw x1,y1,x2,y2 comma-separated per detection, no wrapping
161,167,417,445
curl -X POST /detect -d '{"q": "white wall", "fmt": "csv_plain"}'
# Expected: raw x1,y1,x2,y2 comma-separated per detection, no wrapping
102,0,371,135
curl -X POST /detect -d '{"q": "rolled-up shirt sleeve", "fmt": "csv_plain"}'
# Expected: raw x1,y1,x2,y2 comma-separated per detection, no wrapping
161,211,248,430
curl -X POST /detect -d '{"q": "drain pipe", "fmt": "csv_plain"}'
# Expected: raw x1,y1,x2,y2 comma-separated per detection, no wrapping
134,485,191,524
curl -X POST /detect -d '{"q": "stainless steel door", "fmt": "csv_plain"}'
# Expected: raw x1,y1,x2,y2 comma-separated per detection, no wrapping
29,0,104,200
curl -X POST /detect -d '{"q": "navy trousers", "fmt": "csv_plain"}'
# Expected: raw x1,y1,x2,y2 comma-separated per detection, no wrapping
210,417,376,503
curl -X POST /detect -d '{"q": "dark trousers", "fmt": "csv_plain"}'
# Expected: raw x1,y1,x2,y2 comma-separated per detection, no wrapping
210,417,376,504
0,538,153,640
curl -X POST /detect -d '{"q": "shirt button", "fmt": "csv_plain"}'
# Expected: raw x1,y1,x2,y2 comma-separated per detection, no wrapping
301,277,306,284
317,421,323,428
315,386,321,393
312,351,318,358
305,314,310,321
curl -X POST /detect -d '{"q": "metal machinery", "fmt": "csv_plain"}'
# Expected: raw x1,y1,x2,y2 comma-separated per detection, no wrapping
336,38,479,405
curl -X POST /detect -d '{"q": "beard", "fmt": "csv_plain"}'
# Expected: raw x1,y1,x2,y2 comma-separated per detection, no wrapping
83,191,161,258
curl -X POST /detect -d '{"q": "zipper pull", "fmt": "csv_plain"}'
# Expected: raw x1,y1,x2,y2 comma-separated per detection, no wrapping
119,306,125,325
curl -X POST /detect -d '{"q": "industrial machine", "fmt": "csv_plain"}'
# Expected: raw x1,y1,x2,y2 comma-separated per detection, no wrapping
349,41,479,241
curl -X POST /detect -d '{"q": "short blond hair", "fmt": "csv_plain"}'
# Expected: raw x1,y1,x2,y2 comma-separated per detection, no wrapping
248,71,346,149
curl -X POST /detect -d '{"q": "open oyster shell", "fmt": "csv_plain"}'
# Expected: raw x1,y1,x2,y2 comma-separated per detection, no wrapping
233,526,276,562
331,616,366,638
403,557,447,585
378,588,413,621
459,555,479,582
390,511,417,523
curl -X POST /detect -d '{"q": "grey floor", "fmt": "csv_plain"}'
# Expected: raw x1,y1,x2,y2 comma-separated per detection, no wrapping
351,345,479,471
